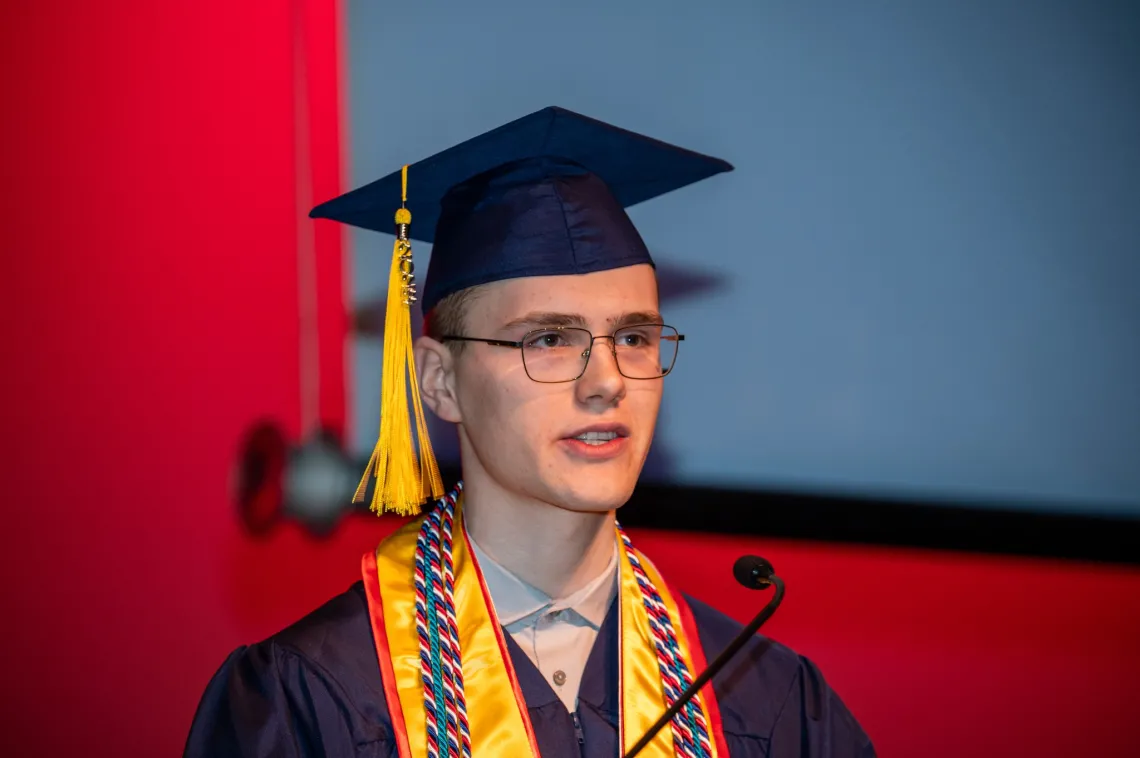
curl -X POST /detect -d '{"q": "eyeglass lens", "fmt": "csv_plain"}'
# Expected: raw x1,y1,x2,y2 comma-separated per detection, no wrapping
520,325,680,382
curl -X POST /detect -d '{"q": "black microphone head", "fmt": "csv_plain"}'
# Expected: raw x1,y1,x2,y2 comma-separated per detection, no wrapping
733,555,775,589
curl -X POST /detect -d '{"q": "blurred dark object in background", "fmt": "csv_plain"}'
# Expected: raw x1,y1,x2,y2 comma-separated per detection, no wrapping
235,421,360,537
234,421,288,536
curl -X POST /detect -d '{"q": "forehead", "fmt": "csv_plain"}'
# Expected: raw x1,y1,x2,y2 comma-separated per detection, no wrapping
467,264,659,327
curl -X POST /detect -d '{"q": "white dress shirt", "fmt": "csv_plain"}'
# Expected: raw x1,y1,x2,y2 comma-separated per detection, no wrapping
467,532,618,713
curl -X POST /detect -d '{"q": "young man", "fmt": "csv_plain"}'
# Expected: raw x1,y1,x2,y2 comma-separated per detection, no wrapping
185,107,874,757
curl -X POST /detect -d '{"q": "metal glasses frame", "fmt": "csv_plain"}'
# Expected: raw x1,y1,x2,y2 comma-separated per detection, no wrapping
440,324,685,383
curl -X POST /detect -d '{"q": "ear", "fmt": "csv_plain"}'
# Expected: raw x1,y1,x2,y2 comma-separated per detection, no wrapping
415,335,463,424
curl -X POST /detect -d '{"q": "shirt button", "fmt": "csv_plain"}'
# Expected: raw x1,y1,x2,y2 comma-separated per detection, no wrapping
552,670,567,686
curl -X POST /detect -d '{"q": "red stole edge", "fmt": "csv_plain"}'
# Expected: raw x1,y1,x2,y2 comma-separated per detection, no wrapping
673,588,731,757
361,551,414,758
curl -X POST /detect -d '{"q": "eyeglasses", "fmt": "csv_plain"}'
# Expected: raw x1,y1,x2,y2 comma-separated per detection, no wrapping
441,324,685,383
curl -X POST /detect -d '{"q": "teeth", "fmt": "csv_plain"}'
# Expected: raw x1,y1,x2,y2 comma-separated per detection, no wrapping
575,431,618,443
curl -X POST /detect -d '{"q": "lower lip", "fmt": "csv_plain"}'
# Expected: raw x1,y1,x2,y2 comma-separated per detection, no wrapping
560,437,629,460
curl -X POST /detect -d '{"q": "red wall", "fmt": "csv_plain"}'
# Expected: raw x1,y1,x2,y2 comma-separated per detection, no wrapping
2,3,1138,757
1,1,352,755
638,531,1140,757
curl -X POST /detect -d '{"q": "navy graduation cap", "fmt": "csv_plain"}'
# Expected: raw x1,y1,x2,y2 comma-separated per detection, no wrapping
310,106,732,515
311,105,733,314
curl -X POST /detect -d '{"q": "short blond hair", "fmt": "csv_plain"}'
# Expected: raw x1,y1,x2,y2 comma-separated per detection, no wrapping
422,285,484,352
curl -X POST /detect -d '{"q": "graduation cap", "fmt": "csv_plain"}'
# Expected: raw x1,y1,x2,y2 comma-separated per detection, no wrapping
311,106,732,515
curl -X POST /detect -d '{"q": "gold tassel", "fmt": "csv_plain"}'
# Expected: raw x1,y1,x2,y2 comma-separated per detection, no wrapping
353,165,444,515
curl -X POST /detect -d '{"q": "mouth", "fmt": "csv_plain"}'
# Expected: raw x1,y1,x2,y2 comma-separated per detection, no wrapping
560,424,631,459
563,424,630,445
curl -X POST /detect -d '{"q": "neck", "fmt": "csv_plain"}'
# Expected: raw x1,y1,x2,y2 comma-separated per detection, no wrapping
461,480,615,599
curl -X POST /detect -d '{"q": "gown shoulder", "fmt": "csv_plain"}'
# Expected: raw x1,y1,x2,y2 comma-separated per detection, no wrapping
183,582,395,758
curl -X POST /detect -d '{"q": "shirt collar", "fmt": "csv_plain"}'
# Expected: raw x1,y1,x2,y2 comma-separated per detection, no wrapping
467,528,618,631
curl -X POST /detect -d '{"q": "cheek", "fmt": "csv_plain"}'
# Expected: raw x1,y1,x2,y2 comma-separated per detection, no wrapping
458,373,504,436
630,383,664,423
458,369,541,454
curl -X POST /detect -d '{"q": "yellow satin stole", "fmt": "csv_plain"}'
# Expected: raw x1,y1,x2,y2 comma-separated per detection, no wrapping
363,498,724,758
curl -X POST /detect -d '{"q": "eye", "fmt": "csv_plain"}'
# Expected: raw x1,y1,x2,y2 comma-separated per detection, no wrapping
525,330,573,350
616,327,656,348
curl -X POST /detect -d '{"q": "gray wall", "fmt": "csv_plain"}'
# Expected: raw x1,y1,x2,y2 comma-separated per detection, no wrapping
345,0,1140,516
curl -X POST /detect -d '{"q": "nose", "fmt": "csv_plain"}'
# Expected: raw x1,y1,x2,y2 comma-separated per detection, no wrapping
575,336,625,406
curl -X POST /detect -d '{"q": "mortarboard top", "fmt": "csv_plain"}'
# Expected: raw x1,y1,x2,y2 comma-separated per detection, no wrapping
310,105,733,313
309,106,732,516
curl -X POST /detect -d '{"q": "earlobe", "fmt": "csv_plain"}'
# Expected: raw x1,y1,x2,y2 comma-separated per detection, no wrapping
415,336,463,424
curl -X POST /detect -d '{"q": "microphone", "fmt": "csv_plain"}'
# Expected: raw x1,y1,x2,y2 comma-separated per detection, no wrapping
623,555,786,758
733,555,776,590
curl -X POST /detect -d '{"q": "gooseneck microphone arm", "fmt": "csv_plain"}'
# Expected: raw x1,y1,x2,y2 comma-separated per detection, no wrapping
622,556,786,758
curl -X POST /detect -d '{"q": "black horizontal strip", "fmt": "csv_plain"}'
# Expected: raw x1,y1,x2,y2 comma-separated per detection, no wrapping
429,466,1140,565
618,480,1140,566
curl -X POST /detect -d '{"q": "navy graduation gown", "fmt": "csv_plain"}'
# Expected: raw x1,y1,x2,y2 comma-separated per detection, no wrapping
185,582,874,757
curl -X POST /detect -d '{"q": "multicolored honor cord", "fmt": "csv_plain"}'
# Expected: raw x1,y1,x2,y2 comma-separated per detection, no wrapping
362,485,729,757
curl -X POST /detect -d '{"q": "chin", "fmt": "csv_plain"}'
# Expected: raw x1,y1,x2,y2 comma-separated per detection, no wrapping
547,477,638,514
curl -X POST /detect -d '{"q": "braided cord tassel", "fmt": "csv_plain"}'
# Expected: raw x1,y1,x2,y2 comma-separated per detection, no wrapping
437,486,473,756
414,520,447,755
619,525,714,758
414,485,470,758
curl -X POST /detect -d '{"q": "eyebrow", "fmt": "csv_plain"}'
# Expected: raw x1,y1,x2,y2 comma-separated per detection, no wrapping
500,311,588,331
499,310,664,331
613,310,664,327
